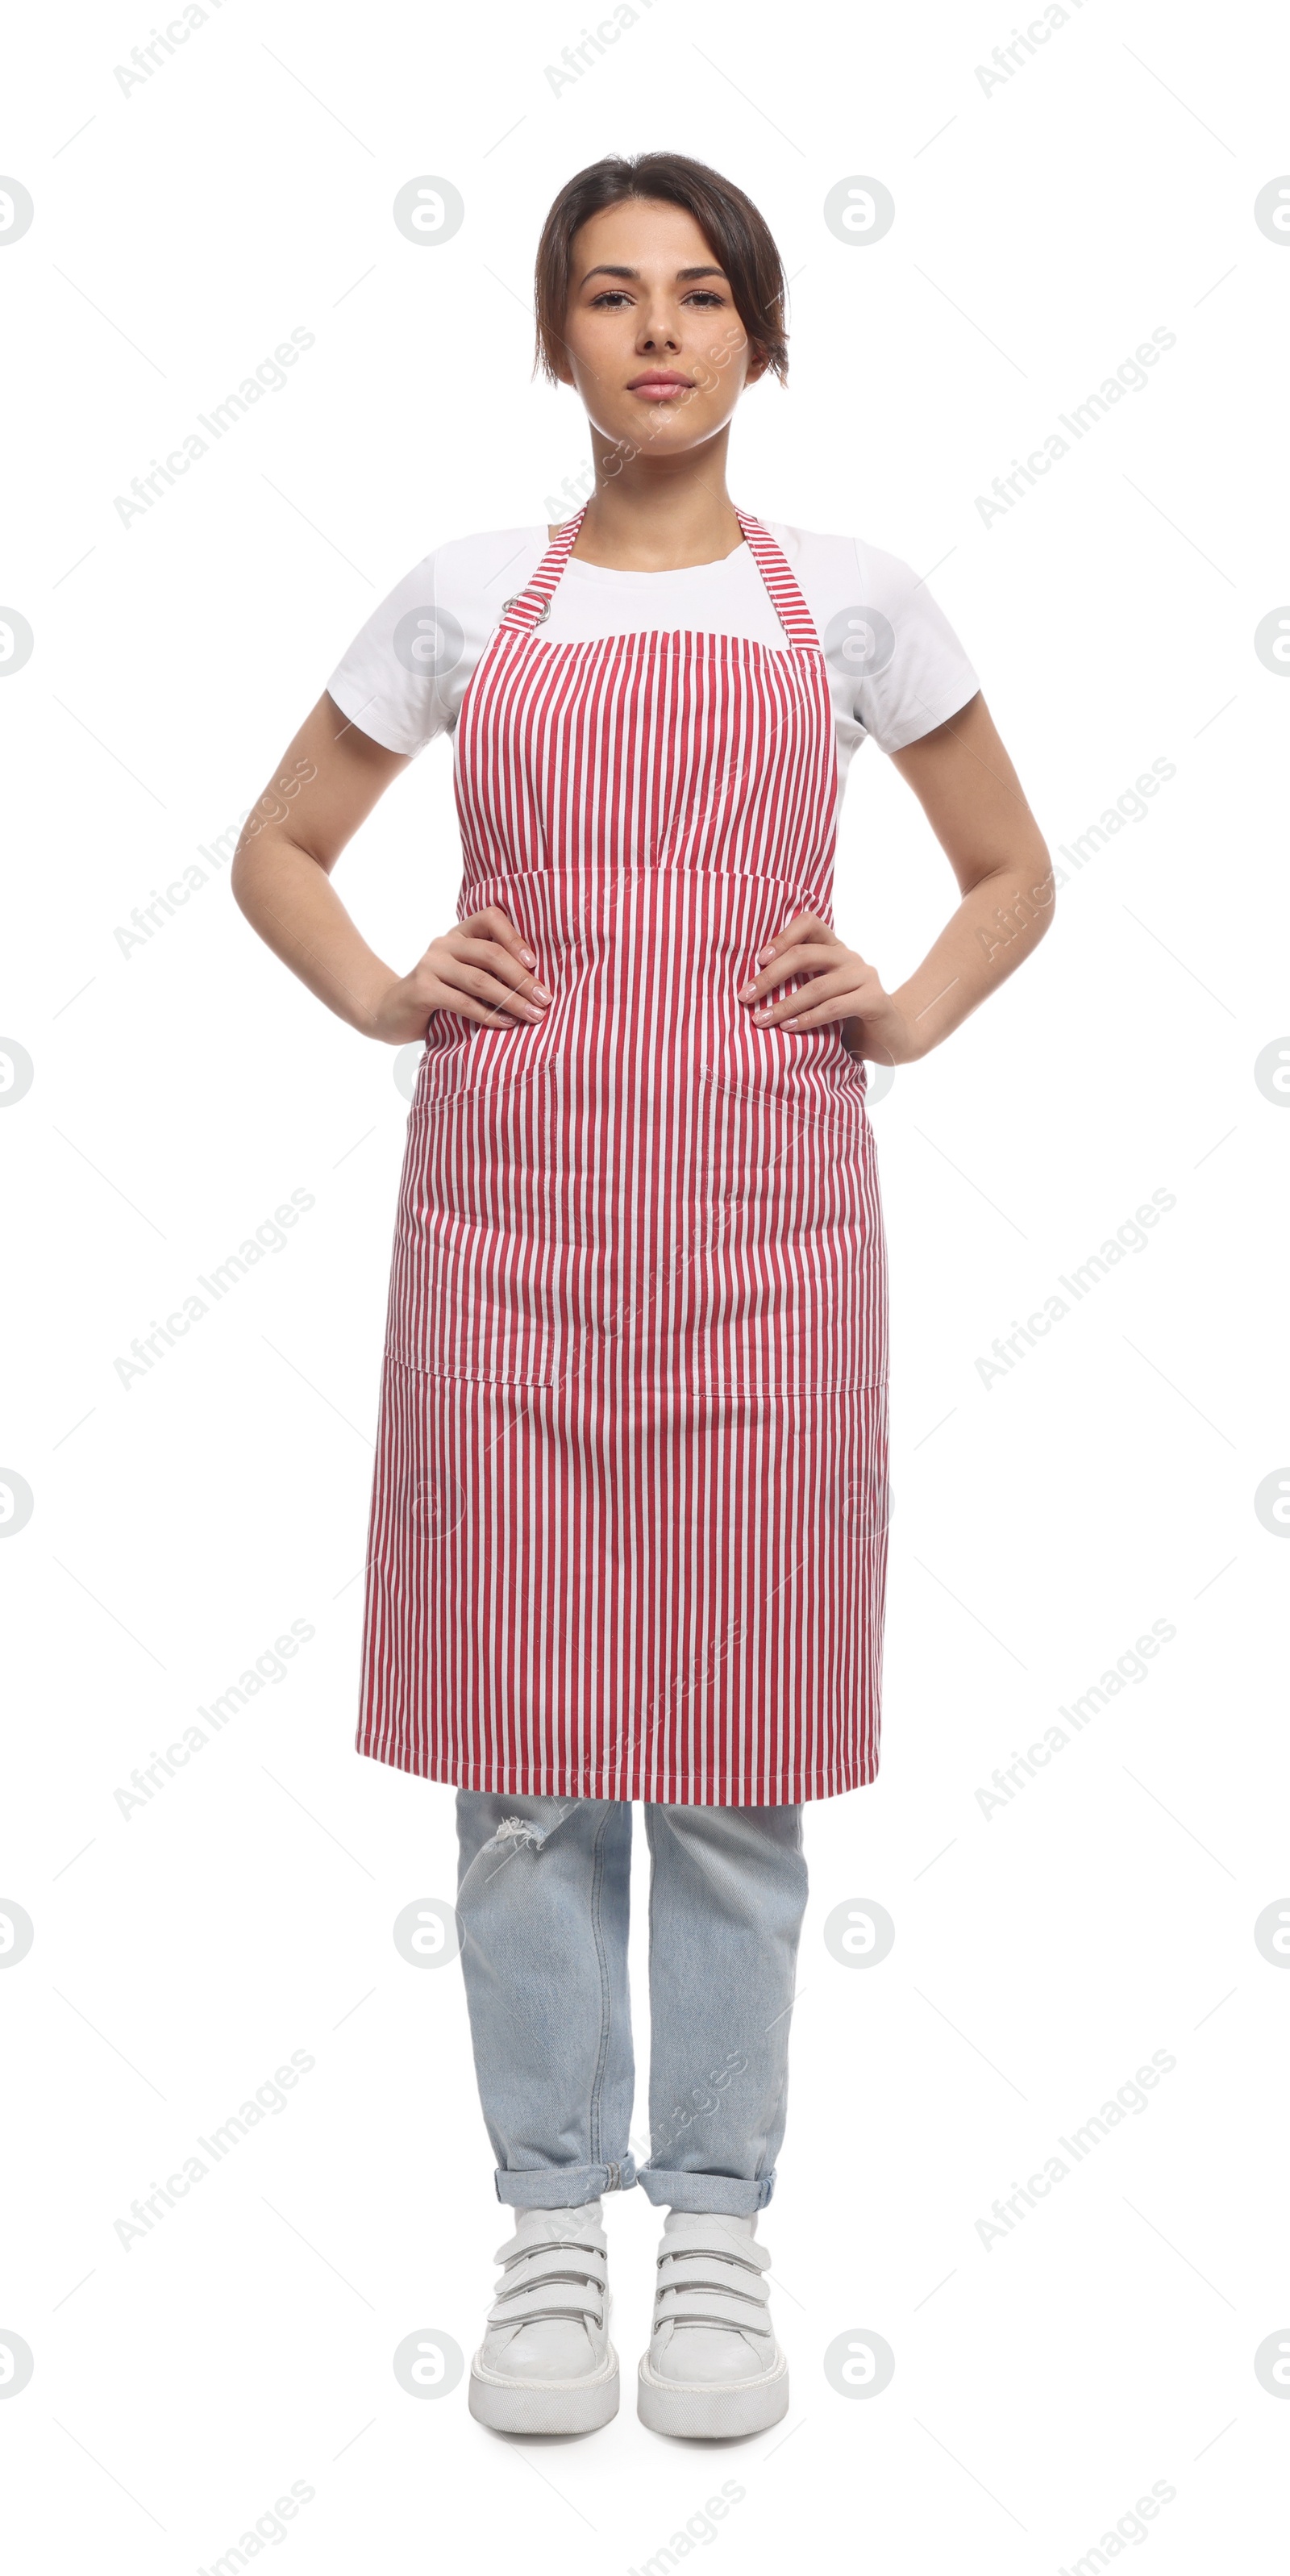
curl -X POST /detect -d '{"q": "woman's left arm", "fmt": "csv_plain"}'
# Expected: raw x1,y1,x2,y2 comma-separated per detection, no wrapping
740,691,1055,1066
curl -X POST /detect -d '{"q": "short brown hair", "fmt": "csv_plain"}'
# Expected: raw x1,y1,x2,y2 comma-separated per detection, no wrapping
534,151,788,388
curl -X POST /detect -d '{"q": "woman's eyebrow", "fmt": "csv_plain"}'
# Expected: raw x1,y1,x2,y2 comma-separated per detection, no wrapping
577,263,730,286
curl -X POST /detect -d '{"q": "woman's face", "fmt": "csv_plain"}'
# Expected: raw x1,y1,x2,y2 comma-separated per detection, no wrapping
556,196,767,461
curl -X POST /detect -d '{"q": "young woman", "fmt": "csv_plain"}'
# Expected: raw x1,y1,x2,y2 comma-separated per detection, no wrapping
232,151,1052,2444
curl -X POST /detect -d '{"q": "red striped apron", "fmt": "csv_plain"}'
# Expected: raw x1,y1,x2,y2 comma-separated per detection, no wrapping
356,506,889,1804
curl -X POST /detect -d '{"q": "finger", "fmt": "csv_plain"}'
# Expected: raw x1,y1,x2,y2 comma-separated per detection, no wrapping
757,959,883,1011
754,913,831,966
752,969,863,1025
739,942,843,1000
436,961,545,1019
450,961,545,1017
463,906,538,970
779,996,863,1031
430,992,533,1028
448,934,551,1000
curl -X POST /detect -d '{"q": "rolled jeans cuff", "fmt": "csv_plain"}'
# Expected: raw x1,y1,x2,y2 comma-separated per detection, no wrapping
637,2166,776,2215
494,2153,638,2207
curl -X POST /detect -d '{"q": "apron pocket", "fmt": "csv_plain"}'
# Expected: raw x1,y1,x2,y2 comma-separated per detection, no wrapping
387,1061,559,1385
413,1019,555,1109
664,1064,887,1394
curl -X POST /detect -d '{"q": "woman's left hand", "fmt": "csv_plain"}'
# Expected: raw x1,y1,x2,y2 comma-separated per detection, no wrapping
739,911,921,1068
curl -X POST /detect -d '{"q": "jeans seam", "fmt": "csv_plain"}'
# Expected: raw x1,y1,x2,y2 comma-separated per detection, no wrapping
753,1809,807,2184
585,1804,617,2175
642,1804,660,2172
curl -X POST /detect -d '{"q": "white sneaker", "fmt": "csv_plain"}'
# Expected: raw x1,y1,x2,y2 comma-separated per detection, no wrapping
637,2209,789,2437
468,2200,618,2434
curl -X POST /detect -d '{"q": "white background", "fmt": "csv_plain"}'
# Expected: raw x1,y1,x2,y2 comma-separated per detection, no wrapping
2,1,1289,2568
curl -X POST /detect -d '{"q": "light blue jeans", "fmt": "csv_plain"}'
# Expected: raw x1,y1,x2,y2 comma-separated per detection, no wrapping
455,1793,808,2215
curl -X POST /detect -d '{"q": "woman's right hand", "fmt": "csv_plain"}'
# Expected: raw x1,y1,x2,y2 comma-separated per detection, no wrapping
367,907,553,1044
231,702,556,1047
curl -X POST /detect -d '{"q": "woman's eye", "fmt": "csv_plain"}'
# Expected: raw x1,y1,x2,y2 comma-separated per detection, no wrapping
587,288,727,311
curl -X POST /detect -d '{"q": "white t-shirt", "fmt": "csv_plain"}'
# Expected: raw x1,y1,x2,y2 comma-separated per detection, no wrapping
325,521,980,806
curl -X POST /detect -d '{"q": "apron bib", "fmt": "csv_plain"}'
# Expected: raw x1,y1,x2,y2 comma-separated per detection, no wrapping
357,507,889,1803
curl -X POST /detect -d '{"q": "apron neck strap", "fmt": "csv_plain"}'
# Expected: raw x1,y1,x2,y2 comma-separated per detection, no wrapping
497,502,822,653
732,508,823,652
497,506,590,631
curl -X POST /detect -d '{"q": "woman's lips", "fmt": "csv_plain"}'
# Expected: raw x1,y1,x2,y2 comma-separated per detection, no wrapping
629,376,693,401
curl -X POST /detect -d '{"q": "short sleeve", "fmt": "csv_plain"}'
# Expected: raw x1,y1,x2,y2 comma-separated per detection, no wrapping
843,540,980,753
323,526,548,756
323,552,453,757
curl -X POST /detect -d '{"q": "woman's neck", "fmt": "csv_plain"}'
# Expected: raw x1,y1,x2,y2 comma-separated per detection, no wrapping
564,446,744,570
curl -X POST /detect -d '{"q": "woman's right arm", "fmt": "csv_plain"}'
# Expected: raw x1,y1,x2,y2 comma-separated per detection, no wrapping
230,693,551,1043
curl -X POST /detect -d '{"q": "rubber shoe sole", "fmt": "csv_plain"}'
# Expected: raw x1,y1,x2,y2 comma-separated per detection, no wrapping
637,2349,789,2438
468,2344,619,2434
